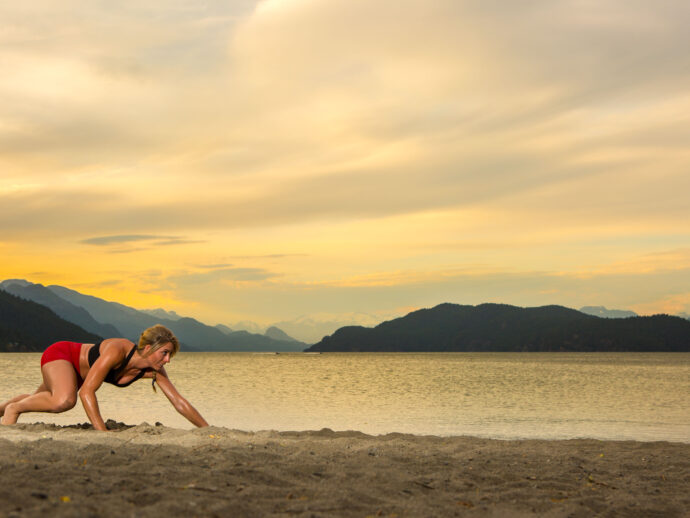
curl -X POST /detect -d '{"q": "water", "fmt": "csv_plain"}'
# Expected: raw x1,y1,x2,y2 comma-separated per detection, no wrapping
1,352,688,443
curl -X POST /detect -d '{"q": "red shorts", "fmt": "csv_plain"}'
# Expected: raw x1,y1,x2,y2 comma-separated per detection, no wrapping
41,341,84,388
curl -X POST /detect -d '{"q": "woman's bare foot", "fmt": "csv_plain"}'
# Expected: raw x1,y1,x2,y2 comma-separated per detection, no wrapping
0,403,18,425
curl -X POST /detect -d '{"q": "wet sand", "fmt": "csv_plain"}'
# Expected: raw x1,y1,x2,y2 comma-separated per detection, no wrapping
0,422,688,517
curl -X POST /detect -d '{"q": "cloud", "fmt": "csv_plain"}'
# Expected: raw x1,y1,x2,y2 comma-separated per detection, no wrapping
231,0,690,119
169,267,279,288
223,254,309,260
109,247,151,255
0,1,252,178
79,234,204,251
81,235,168,246
194,263,234,269
1,0,688,238
156,237,205,246
75,279,124,289
1,0,689,321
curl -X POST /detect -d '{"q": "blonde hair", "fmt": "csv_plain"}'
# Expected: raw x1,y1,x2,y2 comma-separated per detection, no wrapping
138,324,180,356
138,324,179,392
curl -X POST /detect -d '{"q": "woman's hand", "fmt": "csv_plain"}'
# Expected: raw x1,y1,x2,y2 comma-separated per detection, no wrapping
79,386,107,431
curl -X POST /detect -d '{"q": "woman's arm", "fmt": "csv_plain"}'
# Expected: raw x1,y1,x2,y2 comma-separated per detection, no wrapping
79,342,126,431
153,367,209,427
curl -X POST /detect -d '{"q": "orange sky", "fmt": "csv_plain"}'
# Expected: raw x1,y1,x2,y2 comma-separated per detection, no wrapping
1,0,689,327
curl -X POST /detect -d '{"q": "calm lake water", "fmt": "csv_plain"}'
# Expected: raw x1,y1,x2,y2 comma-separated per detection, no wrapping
1,352,688,443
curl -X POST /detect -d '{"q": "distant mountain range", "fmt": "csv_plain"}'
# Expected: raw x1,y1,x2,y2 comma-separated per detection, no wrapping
141,308,182,321
0,279,305,352
306,303,690,352
3,279,689,354
231,312,387,344
0,289,102,352
1,280,121,338
265,326,299,342
579,306,638,318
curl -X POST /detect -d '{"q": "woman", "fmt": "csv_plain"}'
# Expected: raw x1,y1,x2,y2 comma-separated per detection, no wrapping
0,324,208,430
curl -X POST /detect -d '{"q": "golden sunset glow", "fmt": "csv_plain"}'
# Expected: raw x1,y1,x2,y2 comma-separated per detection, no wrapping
1,0,689,326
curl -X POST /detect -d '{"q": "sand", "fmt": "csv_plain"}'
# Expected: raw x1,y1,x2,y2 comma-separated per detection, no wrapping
0,422,688,517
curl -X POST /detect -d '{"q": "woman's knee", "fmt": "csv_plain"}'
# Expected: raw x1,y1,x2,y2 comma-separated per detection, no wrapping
53,394,77,412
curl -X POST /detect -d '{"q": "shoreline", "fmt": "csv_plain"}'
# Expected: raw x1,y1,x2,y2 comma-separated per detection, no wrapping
1,423,688,517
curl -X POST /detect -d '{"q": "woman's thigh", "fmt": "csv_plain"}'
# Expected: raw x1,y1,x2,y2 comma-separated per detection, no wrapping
41,360,79,399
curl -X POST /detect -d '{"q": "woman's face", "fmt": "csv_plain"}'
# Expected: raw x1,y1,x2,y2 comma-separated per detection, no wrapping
147,342,174,370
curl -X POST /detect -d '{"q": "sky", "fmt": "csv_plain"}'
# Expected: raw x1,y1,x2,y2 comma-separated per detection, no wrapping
1,0,689,329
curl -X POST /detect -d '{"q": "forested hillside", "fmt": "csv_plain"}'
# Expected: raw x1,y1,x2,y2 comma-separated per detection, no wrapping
0,290,102,352
307,303,690,352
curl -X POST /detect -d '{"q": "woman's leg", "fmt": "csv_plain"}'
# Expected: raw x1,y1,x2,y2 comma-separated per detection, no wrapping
1,394,30,417
0,383,47,416
0,383,46,417
1,362,78,425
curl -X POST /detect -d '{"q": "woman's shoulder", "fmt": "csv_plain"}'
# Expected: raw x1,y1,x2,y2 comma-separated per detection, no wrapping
101,338,135,352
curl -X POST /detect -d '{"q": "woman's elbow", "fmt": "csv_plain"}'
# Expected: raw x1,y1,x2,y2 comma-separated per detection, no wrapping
79,389,95,403
173,398,190,415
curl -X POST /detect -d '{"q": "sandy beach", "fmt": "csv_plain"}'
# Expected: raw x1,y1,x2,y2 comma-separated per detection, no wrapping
0,422,688,517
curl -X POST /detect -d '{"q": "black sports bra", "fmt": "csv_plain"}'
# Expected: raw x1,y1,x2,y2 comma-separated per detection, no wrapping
88,342,146,387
